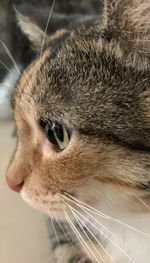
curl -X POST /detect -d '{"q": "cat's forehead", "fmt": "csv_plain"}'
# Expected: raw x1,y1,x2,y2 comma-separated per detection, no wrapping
14,47,100,138
15,36,98,114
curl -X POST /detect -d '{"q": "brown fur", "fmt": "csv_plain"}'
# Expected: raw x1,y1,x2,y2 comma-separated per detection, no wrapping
7,0,150,213
6,1,150,261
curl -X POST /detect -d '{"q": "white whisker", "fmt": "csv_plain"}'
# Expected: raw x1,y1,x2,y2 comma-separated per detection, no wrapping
59,196,125,245
40,0,56,56
0,40,21,74
59,194,122,241
55,216,77,247
136,197,150,211
65,200,135,263
64,193,150,238
0,60,11,73
70,206,113,263
0,40,34,99
48,212,60,247
65,212,98,263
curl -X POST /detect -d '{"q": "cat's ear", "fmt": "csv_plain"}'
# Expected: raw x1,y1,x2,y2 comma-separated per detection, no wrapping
14,7,49,52
14,4,97,53
103,0,150,55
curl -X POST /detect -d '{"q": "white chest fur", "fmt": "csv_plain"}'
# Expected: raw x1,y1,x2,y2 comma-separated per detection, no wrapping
79,211,150,262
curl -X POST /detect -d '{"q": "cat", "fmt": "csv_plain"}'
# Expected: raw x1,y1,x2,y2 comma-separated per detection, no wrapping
6,0,150,262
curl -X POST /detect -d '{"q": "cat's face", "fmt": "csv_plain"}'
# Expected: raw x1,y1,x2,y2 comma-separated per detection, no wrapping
6,0,150,219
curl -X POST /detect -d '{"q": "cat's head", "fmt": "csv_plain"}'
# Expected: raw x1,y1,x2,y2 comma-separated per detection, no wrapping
6,0,150,219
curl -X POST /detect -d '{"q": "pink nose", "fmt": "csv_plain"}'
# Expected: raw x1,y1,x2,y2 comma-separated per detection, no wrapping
6,176,24,193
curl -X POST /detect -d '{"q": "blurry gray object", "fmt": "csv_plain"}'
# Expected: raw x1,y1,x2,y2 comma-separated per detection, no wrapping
0,65,21,120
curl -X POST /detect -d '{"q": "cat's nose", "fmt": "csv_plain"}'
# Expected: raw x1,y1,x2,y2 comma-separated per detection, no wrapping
6,176,24,193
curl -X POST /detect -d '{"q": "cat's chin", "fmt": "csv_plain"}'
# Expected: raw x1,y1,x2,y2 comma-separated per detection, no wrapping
21,190,67,220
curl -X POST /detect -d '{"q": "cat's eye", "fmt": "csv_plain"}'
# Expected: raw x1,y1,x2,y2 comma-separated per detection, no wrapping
43,122,71,150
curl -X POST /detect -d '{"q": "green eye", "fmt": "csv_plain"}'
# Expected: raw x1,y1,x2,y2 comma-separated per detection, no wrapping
44,122,71,150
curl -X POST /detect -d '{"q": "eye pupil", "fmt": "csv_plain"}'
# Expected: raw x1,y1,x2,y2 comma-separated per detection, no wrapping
45,123,57,146
54,125,64,142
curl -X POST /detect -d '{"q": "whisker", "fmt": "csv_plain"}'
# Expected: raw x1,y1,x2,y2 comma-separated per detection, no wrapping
64,193,150,238
64,193,107,219
55,216,77,247
0,40,20,74
40,0,56,56
136,197,150,211
72,212,105,263
0,60,11,73
0,40,33,98
48,212,60,247
64,200,135,263
65,212,97,263
70,206,114,263
59,194,122,241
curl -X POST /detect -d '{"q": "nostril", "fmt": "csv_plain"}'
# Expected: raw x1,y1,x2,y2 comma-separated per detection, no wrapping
6,176,24,193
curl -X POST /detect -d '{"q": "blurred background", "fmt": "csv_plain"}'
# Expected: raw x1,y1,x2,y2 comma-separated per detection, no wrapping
0,1,100,262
